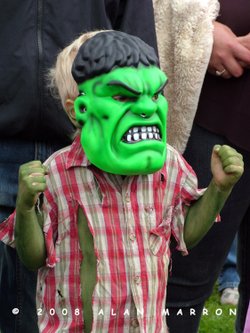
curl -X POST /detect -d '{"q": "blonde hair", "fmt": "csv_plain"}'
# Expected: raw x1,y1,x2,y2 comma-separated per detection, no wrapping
48,30,106,111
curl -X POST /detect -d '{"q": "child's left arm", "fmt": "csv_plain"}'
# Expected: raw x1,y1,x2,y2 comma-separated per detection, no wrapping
184,145,244,248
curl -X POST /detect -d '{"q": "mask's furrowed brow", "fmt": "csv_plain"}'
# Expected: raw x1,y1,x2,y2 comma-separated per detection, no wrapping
108,80,141,95
155,79,168,95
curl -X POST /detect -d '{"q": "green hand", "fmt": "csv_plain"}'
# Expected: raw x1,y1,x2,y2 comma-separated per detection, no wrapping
17,161,47,211
211,145,244,192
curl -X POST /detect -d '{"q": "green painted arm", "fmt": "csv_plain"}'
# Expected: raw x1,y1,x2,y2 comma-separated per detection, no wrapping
184,145,244,249
14,161,47,270
15,206,46,270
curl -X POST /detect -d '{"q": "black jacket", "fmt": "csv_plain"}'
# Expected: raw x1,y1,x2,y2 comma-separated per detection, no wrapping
0,0,157,144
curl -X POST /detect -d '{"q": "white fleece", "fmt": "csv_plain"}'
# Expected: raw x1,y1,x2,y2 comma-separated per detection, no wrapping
154,0,219,153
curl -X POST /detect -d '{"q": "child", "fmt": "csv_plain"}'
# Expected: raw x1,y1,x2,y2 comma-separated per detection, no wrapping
0,31,244,333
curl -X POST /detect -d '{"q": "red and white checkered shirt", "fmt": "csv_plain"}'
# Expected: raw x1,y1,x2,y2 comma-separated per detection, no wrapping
0,136,205,333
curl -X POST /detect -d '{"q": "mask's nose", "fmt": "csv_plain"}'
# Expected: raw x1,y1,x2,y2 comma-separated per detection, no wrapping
130,96,157,118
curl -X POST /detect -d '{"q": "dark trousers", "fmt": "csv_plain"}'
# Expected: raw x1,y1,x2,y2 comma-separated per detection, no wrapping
0,139,63,333
0,225,38,333
166,124,250,333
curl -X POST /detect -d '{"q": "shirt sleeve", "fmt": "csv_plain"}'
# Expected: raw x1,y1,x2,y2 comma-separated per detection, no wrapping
42,185,60,268
0,188,59,266
40,157,60,269
0,211,16,248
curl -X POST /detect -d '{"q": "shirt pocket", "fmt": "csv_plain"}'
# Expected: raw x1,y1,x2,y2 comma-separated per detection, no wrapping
149,206,173,257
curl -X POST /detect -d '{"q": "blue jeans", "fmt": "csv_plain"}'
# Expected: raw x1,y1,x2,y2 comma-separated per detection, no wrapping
0,139,64,333
218,236,239,292
166,125,250,333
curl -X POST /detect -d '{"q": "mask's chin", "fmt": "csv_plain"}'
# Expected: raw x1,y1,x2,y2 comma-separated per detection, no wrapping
108,145,166,175
81,125,166,175
87,149,166,175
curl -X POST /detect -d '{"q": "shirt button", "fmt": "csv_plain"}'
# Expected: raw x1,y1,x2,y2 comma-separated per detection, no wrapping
134,275,141,285
125,193,130,203
129,233,136,242
145,205,154,214
130,318,139,328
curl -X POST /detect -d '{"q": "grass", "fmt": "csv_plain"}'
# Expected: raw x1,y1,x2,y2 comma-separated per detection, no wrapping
199,284,237,333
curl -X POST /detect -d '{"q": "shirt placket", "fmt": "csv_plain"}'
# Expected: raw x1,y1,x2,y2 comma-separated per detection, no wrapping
122,183,143,331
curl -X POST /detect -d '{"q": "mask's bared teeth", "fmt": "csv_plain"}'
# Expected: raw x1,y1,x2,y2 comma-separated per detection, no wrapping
123,125,161,142
133,133,140,141
127,134,132,142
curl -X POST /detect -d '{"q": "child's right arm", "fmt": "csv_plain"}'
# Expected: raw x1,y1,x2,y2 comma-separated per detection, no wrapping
15,161,48,270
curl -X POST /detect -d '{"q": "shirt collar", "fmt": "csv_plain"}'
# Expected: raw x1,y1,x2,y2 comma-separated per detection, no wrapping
65,135,167,182
65,135,91,169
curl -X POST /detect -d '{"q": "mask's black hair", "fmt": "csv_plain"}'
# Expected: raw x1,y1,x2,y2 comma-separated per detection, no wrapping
72,31,159,84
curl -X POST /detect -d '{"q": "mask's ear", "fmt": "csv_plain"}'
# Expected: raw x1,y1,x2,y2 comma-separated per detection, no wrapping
74,95,88,127
65,99,79,127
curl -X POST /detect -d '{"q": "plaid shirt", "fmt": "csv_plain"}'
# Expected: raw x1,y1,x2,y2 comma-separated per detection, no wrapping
0,136,205,333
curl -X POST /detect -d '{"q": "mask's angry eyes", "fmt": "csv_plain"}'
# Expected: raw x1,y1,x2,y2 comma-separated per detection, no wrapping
113,92,162,103
152,93,159,101
122,125,161,143
112,95,137,102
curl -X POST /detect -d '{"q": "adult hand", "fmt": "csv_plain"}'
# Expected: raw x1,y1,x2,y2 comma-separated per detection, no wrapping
238,33,250,50
208,22,250,78
238,33,250,68
17,161,47,211
211,145,244,192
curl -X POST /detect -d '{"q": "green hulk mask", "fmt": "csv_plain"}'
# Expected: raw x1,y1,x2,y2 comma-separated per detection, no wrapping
72,31,168,175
